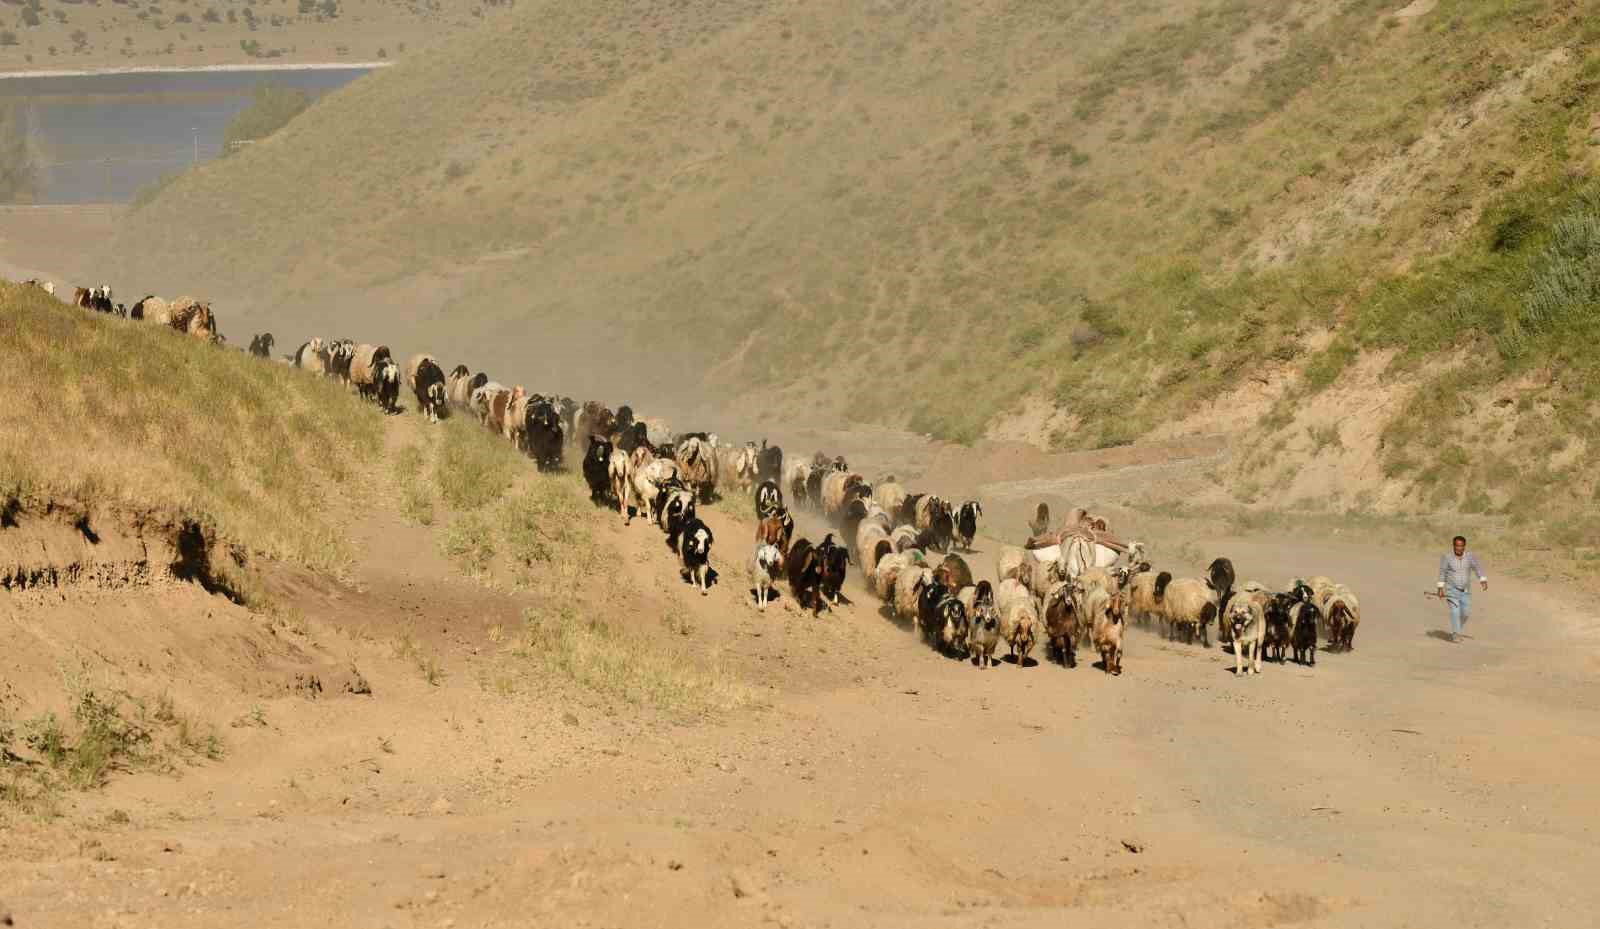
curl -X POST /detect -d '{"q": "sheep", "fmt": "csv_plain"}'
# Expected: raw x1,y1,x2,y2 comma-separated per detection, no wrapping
912,494,943,532
755,441,783,485
678,517,714,595
817,533,850,605
1042,581,1081,668
933,553,973,592
873,551,911,602
167,297,216,340
525,399,565,471
470,381,508,427
856,524,894,588
350,344,400,411
347,343,385,386
675,436,719,502
1210,557,1238,643
719,443,759,495
1126,570,1167,627
805,465,828,512
295,337,330,374
997,545,1026,584
248,333,275,359
821,470,867,520
895,565,934,625
1262,593,1295,663
1083,586,1125,676
582,436,613,504
892,525,922,553
608,445,635,519
757,512,795,558
658,485,697,551
446,366,483,410
783,460,811,510
1074,565,1118,599
915,576,952,644
943,585,981,655
786,537,827,614
1022,550,1064,601
995,578,1039,668
325,339,356,383
1319,584,1361,651
134,296,171,325
875,480,908,518
968,591,1001,668
1291,600,1320,666
504,389,532,448
753,542,784,610
954,501,982,551
630,457,680,526
755,479,783,520
406,354,449,423
1159,577,1218,646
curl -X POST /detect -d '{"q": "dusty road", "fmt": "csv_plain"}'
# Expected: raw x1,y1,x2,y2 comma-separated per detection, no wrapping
2,411,1599,929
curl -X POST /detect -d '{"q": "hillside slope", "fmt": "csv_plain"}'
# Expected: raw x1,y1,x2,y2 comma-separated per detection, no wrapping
0,280,383,587
103,0,1600,529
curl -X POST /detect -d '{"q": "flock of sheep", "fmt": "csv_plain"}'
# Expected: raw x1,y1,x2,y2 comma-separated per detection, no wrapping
30,277,1365,678
28,279,221,340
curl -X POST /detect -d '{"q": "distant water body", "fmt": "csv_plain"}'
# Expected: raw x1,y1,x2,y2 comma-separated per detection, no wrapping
0,64,382,204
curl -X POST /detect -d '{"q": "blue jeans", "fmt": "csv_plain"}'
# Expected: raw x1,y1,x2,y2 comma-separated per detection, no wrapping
1446,587,1472,635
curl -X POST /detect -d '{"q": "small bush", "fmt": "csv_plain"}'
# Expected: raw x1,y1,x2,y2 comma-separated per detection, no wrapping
223,84,311,153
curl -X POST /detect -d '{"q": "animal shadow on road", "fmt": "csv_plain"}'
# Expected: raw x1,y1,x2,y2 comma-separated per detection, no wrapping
746,586,785,606
1000,653,1037,669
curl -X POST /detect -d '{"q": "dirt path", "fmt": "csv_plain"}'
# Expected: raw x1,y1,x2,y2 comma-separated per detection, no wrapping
3,417,1599,928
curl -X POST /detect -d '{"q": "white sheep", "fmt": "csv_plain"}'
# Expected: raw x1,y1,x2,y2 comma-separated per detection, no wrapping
875,480,908,517
629,457,680,526
753,543,783,610
1160,577,1218,646
894,565,933,624
856,523,894,588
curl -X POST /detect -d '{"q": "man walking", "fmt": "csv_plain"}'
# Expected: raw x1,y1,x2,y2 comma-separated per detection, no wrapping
1437,535,1487,642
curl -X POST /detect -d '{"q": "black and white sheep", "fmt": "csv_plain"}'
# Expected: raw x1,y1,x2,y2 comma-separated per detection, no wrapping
678,517,714,595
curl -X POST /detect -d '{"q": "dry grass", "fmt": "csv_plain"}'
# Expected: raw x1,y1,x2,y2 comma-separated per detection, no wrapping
513,601,748,717
0,282,383,575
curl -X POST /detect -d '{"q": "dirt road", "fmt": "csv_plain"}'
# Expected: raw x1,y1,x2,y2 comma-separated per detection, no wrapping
3,413,1599,928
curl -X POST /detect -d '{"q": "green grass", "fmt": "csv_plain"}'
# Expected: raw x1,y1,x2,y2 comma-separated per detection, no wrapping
0,283,383,577
2,685,225,820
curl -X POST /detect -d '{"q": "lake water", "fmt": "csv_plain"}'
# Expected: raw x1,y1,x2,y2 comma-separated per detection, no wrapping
0,67,375,204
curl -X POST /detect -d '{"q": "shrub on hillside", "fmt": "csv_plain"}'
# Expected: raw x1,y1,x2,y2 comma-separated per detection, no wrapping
222,84,311,153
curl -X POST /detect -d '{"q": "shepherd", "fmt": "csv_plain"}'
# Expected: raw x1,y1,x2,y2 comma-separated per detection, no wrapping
1435,535,1487,642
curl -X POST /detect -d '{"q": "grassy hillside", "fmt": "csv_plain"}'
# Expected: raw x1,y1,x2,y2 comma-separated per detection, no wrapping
103,0,1600,529
0,280,381,575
